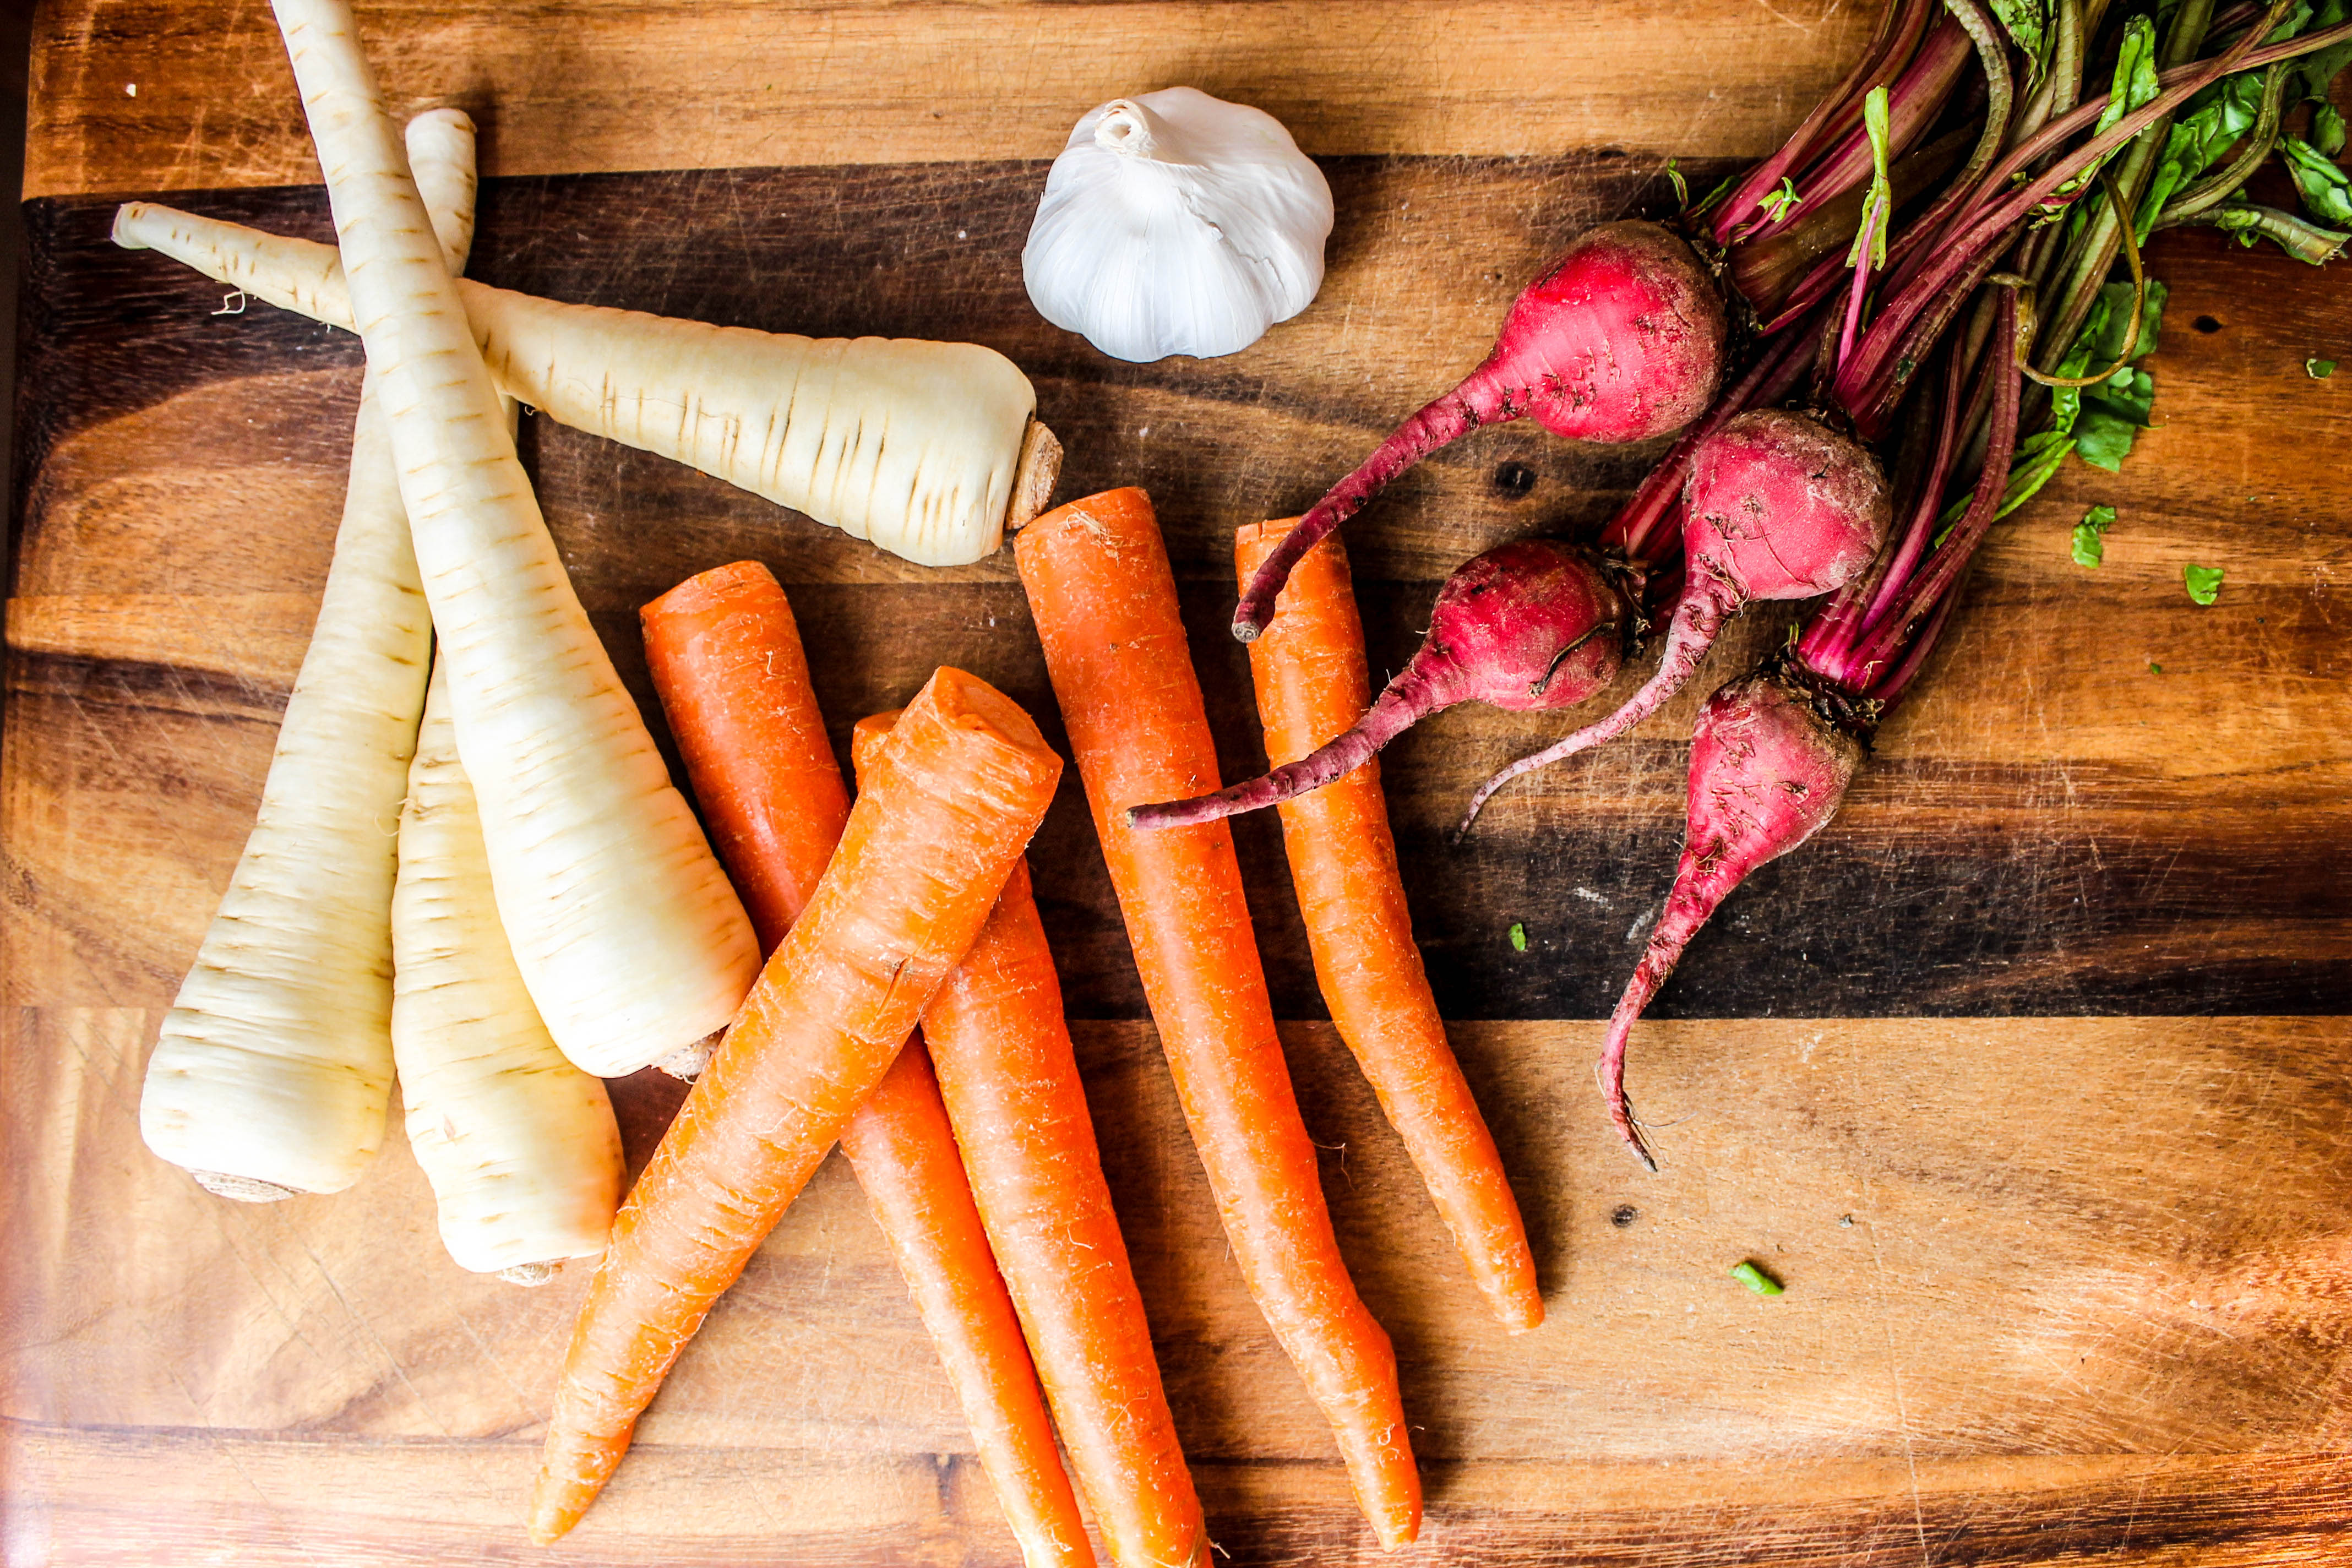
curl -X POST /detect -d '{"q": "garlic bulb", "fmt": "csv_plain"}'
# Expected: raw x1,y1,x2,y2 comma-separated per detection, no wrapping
1024,86,1333,363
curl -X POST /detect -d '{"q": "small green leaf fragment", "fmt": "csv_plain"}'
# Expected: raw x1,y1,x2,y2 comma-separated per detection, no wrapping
2185,564,2225,605
1846,88,1894,270
2309,358,2338,378
1761,176,1803,222
2150,661,2164,673
1730,1260,1784,1297
2073,504,2115,567
1509,922,1528,952
1665,157,1689,208
2317,104,2348,160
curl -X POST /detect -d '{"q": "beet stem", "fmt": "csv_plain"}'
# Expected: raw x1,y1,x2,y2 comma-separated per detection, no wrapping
1233,367,1512,641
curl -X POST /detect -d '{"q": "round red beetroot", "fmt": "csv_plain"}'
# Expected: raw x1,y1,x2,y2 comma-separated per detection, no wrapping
1130,538,1627,830
1506,221,1733,445
1233,220,1725,640
1598,668,1864,1168
1684,410,1890,599
1460,409,1888,831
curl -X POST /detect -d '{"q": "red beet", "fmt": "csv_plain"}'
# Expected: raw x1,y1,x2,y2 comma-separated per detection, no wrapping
1459,409,1887,831
1232,221,1727,641
1129,540,1629,830
1598,668,1865,1170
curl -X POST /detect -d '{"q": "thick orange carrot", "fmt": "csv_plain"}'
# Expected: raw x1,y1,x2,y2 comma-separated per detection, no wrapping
854,715,1207,1568
1237,520,1543,1333
641,568,1092,1568
1014,488,1421,1549
837,1039,1094,1568
529,667,1062,1543
641,561,847,941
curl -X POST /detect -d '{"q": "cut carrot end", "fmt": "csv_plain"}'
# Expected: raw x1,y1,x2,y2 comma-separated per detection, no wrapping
639,558,781,621
1017,484,1158,549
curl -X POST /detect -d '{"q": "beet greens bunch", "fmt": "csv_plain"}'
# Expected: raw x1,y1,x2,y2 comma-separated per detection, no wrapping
1572,0,2352,1168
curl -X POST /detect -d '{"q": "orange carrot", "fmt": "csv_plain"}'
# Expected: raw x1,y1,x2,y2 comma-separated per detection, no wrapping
641,566,1092,1568
530,666,1062,1544
1237,520,1543,1332
641,560,847,940
854,715,1207,1568
837,1039,1094,1568
1014,488,1421,1549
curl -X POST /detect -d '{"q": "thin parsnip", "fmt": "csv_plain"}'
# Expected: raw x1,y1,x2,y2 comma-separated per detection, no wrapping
1016,487,1420,1549
108,202,1061,567
391,662,624,1278
1229,520,1541,1332
265,0,758,1079
138,108,475,1199
641,563,1092,1568
530,667,1062,1543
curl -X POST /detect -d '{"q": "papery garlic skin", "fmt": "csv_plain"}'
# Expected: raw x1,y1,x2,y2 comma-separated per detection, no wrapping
1025,86,1334,363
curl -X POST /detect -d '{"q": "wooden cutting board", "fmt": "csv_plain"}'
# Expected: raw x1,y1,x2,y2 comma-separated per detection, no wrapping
7,4,2352,1564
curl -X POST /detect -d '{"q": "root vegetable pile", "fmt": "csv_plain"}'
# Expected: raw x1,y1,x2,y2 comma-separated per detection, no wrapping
106,0,2352,1554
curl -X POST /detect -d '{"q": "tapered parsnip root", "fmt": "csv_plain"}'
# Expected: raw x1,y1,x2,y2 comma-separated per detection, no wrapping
393,664,624,1278
110,200,1057,567
138,109,479,1200
267,0,758,1079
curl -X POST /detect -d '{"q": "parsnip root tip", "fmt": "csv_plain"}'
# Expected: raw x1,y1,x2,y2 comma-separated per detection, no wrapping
190,1169,304,1203
498,1261,562,1287
111,203,152,249
1007,421,1063,531
653,1028,725,1081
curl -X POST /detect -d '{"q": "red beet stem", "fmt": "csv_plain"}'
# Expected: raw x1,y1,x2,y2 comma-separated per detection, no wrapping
1232,364,1516,643
1128,661,1461,830
1457,577,1736,836
1595,669,1865,1169
1714,0,1934,247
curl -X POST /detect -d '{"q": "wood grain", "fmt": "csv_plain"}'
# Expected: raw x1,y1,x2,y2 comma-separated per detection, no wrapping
10,1008,2352,1563
26,0,1878,198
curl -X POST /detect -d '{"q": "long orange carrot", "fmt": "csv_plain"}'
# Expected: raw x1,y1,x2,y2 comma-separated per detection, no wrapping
641,560,847,940
529,666,1062,1543
838,1039,1093,1568
1015,488,1421,1549
641,564,1093,1568
1238,520,1543,1332
854,715,1208,1568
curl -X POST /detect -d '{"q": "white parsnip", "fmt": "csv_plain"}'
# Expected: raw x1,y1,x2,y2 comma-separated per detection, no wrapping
110,202,1062,568
139,109,481,1200
268,0,759,1078
394,663,623,1281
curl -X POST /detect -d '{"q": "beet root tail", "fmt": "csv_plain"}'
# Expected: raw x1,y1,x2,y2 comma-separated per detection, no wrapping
1456,580,1736,837
1597,859,1725,1172
1591,668,1867,1168
1129,666,1450,829
1234,368,1516,641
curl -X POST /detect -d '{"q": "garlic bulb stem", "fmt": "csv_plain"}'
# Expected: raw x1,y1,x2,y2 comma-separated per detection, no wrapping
1095,100,1162,159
